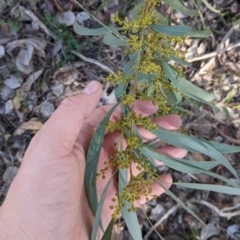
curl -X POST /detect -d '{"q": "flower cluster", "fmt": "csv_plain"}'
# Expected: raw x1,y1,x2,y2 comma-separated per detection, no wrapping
101,0,188,219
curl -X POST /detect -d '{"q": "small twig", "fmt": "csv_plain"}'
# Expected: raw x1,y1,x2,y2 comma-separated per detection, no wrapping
144,204,179,239
71,50,114,74
52,0,62,11
191,200,240,220
211,124,240,145
189,42,240,62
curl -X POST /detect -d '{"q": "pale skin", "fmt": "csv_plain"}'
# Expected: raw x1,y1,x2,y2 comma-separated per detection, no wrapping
0,81,187,240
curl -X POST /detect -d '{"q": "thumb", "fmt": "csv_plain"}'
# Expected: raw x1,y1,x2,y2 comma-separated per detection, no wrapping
31,81,102,155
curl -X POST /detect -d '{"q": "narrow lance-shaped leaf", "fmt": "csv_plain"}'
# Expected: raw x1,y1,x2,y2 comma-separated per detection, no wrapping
197,0,202,10
202,0,220,13
119,168,143,240
175,183,240,195
143,147,239,188
103,32,129,46
95,0,111,16
164,0,199,16
151,128,239,179
131,2,145,19
156,178,205,226
158,56,214,102
91,172,116,240
85,103,119,215
169,55,192,66
101,219,114,240
152,24,191,36
200,139,240,153
142,147,219,174
188,28,212,38
73,22,121,36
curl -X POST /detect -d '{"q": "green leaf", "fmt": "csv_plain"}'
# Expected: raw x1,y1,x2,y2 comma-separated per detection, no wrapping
73,22,121,36
166,90,182,105
103,32,128,46
169,55,192,66
158,57,214,102
85,103,119,216
154,12,168,24
142,147,219,174
164,0,199,16
101,219,114,240
143,147,238,187
152,128,239,179
123,52,138,75
175,183,240,195
156,179,205,226
200,139,240,153
91,174,115,240
131,2,145,19
95,0,111,16
115,83,125,98
197,0,202,10
188,28,212,38
137,72,157,82
119,168,142,240
152,24,191,36
147,81,154,97
202,0,220,13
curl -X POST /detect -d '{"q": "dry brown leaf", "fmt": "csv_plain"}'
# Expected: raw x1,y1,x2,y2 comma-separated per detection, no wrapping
57,11,75,26
0,45,5,58
27,0,37,11
6,38,47,57
13,69,43,111
53,62,84,85
14,118,43,136
16,43,34,74
24,8,56,39
10,5,32,21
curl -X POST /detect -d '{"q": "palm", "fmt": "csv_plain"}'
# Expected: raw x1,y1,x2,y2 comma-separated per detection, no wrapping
2,96,186,240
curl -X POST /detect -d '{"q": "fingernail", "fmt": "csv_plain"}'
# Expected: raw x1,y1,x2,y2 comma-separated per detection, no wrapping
82,81,99,95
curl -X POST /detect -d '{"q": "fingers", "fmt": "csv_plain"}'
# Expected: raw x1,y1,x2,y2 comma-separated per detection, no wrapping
158,146,187,158
136,174,172,205
80,100,158,152
138,114,182,141
84,100,158,130
31,81,102,156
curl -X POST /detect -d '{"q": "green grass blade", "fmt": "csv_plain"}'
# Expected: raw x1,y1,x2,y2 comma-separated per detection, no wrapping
91,173,116,240
103,32,129,46
85,103,119,215
174,183,240,195
156,178,205,226
202,0,220,13
164,0,199,16
101,219,114,240
152,24,191,36
119,168,143,240
152,128,239,179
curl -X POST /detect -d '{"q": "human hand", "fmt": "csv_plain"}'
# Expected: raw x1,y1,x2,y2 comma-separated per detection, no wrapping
0,81,186,240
